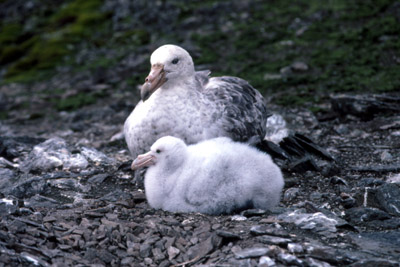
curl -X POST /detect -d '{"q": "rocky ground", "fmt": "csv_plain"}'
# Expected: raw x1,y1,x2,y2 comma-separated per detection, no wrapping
1,86,400,266
1,0,400,266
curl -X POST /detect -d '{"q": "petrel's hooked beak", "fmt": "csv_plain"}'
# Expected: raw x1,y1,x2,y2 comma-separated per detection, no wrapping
141,63,167,101
131,151,156,170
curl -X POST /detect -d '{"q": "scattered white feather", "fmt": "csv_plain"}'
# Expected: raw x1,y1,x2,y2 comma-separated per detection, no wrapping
1,198,14,205
132,136,284,215
264,114,289,144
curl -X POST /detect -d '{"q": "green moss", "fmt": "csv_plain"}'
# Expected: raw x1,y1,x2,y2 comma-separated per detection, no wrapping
0,111,8,120
50,0,104,28
114,29,150,46
274,93,310,106
4,69,54,84
190,0,400,103
49,0,108,40
2,0,109,82
0,23,23,45
53,92,97,111
67,12,108,37
190,32,226,65
2,0,399,106
0,45,24,64
0,23,28,64
5,37,68,77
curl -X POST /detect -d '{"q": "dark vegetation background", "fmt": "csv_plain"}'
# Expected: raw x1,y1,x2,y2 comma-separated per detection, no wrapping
1,0,399,118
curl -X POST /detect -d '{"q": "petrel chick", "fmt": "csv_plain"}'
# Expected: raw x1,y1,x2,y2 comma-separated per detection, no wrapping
132,136,284,215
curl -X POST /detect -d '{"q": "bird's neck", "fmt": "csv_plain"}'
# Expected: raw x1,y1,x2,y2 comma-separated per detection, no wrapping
162,75,198,92
163,152,188,175
154,154,187,194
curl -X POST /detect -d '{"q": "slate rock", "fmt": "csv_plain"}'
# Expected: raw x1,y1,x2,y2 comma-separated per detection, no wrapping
310,192,322,201
0,168,15,192
216,230,241,241
256,235,292,246
330,176,348,186
139,243,152,258
345,207,391,224
291,61,309,72
0,157,16,168
277,252,304,266
0,136,45,160
380,151,393,162
288,243,304,254
284,187,300,202
250,225,290,237
306,244,349,265
121,257,135,265
20,252,49,267
21,138,88,172
352,164,400,173
289,156,319,173
348,231,400,261
280,66,293,77
47,178,88,193
9,177,50,198
341,197,356,209
304,257,333,267
358,178,385,187
259,256,276,266
0,92,9,111
0,197,18,215
22,194,61,209
234,247,270,259
331,94,400,120
186,234,222,262
98,249,116,264
80,146,116,166
350,258,400,267
375,183,400,216
167,246,180,260
84,248,97,261
88,173,109,184
386,174,400,184
334,124,350,135
231,215,247,221
277,210,340,237
240,209,267,217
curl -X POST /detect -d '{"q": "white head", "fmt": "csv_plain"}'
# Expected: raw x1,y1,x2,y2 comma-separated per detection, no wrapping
131,136,188,173
141,45,195,101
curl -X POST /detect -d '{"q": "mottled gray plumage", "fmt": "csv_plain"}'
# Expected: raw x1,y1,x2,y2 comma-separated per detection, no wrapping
124,44,269,159
203,76,270,143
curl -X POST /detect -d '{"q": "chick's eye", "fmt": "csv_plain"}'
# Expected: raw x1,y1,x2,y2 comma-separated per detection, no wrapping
171,58,179,64
156,149,161,154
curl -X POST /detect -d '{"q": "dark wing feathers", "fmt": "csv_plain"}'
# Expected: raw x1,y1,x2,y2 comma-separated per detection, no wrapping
204,76,270,142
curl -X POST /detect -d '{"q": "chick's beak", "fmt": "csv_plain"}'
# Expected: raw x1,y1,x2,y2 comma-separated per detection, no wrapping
141,63,167,101
131,151,156,170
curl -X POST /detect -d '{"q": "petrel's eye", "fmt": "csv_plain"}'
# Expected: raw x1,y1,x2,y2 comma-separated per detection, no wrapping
171,58,179,64
156,149,161,154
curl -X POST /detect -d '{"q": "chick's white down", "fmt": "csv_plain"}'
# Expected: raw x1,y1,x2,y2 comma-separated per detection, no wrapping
135,136,284,215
